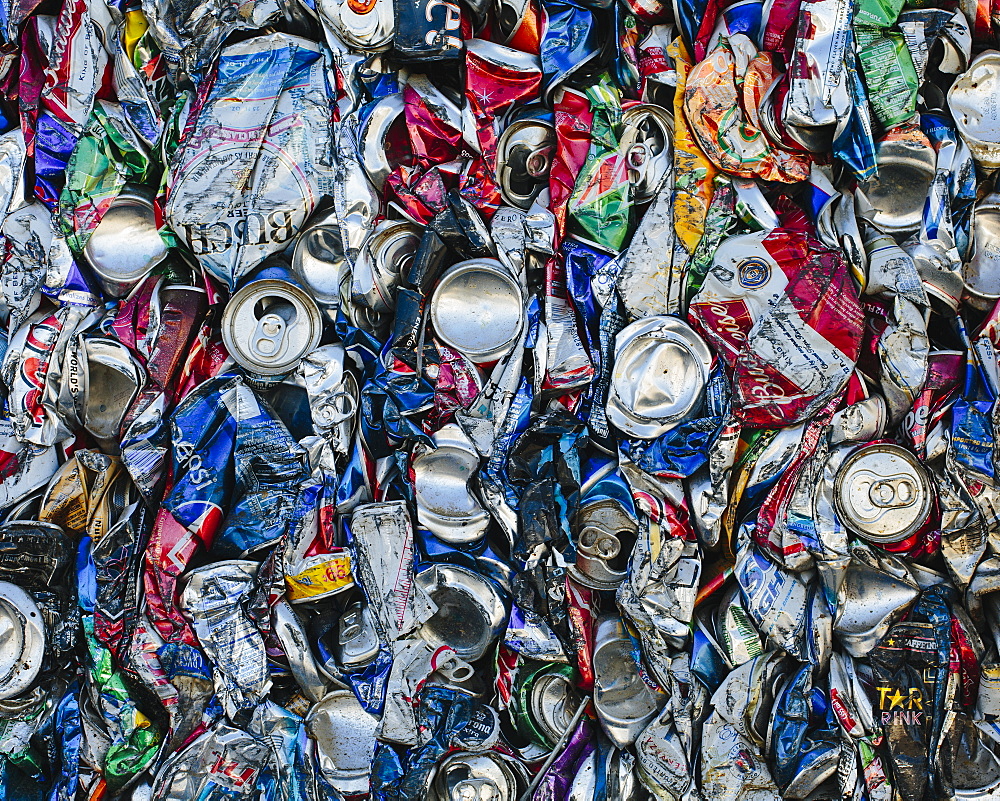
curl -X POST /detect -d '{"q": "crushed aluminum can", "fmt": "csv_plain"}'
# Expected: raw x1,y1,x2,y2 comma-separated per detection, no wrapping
429,258,525,363
411,423,491,544
307,690,379,795
220,264,324,381
963,189,1000,309
606,316,713,440
331,600,381,673
513,662,581,748
352,219,422,314
833,544,920,657
592,613,666,749
856,124,937,235
430,750,529,801
165,34,336,289
82,183,168,298
79,336,146,452
317,0,395,51
496,111,555,210
289,208,351,320
569,495,638,590
283,551,354,603
833,442,935,545
414,563,507,662
948,50,1000,171
0,581,45,700
619,102,673,204
358,93,407,193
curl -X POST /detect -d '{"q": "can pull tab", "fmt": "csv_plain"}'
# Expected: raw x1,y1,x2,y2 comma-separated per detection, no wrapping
869,478,916,508
250,300,297,361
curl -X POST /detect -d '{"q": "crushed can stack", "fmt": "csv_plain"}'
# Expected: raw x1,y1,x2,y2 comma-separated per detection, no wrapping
2,0,1000,797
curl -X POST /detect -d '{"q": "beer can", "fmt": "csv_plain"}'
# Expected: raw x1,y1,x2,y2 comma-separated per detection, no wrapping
431,751,529,801
429,259,525,363
496,113,555,210
332,600,381,673
83,183,167,298
514,663,581,748
359,93,406,191
833,443,934,545
220,264,323,380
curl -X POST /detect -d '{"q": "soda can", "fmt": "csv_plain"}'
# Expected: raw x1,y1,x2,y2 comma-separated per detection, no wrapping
948,51,1000,171
619,103,673,203
0,581,45,700
833,443,935,545
392,0,465,61
316,0,395,51
83,183,168,298
414,564,507,662
431,751,529,801
284,550,354,603
411,423,490,544
496,112,555,210
429,259,525,363
569,496,638,591
828,394,888,445
352,220,422,314
290,209,350,320
220,263,324,382
606,316,713,439
307,690,379,796
856,125,937,235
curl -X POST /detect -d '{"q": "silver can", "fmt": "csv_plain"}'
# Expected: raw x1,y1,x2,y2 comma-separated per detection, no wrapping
290,209,350,319
619,103,673,203
352,219,422,313
833,443,934,544
316,0,394,51
221,267,323,379
606,316,713,439
963,191,1000,311
414,564,507,662
84,184,168,297
948,51,1000,171
0,581,44,700
856,129,937,235
496,113,555,210
429,259,525,363
307,690,379,796
359,93,406,191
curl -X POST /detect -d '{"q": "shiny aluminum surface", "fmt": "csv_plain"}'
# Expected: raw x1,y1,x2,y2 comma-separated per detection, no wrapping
221,278,323,376
291,211,349,313
307,690,379,795
415,564,507,662
84,185,168,297
964,193,1000,307
352,220,421,313
359,93,405,191
606,315,713,439
334,601,381,672
529,669,581,747
857,134,936,234
949,51,1000,170
592,614,664,748
620,103,673,203
0,581,44,700
316,0,394,50
412,423,490,544
834,443,933,543
429,259,525,363
431,751,526,801
497,115,555,210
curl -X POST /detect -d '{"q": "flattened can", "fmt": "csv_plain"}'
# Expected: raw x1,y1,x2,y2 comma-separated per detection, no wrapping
948,51,1000,170
221,263,323,381
833,443,934,545
284,550,354,602
83,183,168,298
352,220,421,313
496,113,555,210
